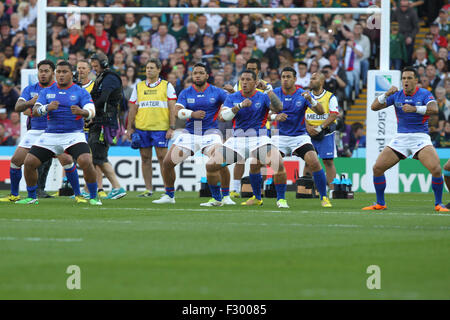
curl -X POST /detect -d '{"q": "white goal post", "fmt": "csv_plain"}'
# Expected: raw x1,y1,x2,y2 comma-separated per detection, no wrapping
36,0,390,70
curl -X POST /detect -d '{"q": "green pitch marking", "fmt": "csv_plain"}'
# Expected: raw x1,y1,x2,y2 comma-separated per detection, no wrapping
0,192,449,299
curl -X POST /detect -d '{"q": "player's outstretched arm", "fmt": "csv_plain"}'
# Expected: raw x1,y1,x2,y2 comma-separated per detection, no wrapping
15,95,37,113
372,86,398,111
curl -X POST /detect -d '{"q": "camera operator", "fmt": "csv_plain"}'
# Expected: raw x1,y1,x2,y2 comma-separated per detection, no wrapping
89,53,126,200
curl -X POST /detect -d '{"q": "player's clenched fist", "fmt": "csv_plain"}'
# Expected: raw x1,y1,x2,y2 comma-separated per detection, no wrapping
301,90,313,103
275,113,288,122
241,98,252,108
402,104,417,113
47,100,59,111
70,105,83,115
192,110,206,119
385,86,398,97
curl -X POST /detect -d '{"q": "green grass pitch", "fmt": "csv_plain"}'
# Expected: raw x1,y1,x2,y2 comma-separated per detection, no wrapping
0,191,449,299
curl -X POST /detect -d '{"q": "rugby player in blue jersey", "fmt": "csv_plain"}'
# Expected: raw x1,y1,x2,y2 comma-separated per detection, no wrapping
153,63,234,205
205,69,289,208
271,67,332,207
17,61,101,205
0,60,83,203
363,66,449,212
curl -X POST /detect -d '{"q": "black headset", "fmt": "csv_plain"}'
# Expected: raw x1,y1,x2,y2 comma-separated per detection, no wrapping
91,54,109,69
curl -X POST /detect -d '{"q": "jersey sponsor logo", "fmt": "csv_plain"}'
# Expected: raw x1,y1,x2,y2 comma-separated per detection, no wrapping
46,94,56,99
187,98,195,103
306,113,329,121
143,89,157,95
284,97,292,101
59,91,66,94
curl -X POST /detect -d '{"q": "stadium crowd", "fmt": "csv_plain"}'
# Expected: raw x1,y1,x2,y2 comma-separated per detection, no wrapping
0,0,449,153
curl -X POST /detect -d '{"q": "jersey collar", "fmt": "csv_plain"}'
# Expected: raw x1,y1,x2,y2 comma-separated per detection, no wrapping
193,83,209,92
240,89,257,98
57,82,74,90
39,81,55,88
403,86,419,96
145,78,161,88
281,87,298,96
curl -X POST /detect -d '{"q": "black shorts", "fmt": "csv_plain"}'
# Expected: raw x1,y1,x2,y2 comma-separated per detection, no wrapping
88,128,109,165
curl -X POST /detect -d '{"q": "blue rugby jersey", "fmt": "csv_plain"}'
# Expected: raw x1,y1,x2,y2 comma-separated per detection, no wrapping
19,82,56,130
273,87,312,136
36,83,93,133
176,84,228,134
385,87,436,134
222,90,271,136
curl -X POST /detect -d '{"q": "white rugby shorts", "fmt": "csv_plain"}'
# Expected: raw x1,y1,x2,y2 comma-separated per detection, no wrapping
173,133,223,154
33,132,88,155
388,133,433,158
18,130,45,149
223,135,273,159
271,134,312,157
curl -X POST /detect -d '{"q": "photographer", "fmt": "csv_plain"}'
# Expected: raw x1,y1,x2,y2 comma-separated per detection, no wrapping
89,53,127,200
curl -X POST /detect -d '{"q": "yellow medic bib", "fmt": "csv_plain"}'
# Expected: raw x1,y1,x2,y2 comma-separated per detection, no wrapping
135,80,170,131
305,90,335,126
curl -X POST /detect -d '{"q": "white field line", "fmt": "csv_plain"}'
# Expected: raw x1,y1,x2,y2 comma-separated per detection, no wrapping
84,206,450,217
0,218,132,224
0,236,83,242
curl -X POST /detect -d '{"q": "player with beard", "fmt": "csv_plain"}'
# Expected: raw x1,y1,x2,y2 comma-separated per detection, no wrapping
0,60,85,203
153,63,234,205
17,61,100,205
205,69,289,208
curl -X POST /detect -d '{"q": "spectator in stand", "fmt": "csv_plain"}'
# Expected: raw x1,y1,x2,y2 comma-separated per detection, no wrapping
390,21,407,70
136,51,151,80
341,122,364,157
337,36,363,104
228,22,247,55
412,47,429,68
426,64,443,95
264,33,291,70
124,13,143,38
59,30,71,56
205,1,222,34
435,58,448,80
306,46,330,69
328,54,348,109
434,8,450,37
436,86,450,121
103,13,117,39
126,65,141,89
46,39,68,65
151,23,177,62
17,2,34,31
430,22,448,52
238,14,256,36
69,27,85,54
322,64,343,99
3,46,17,79
223,62,237,85
391,0,420,65
9,13,22,36
254,25,275,54
437,47,450,70
0,2,8,26
283,14,306,51
294,61,310,88
183,21,203,52
0,78,19,114
94,18,111,55
4,110,20,144
202,32,218,61
111,51,126,75
168,13,187,44
353,23,370,86
243,35,263,59
24,23,37,48
0,122,14,146
438,120,450,148
196,14,213,37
